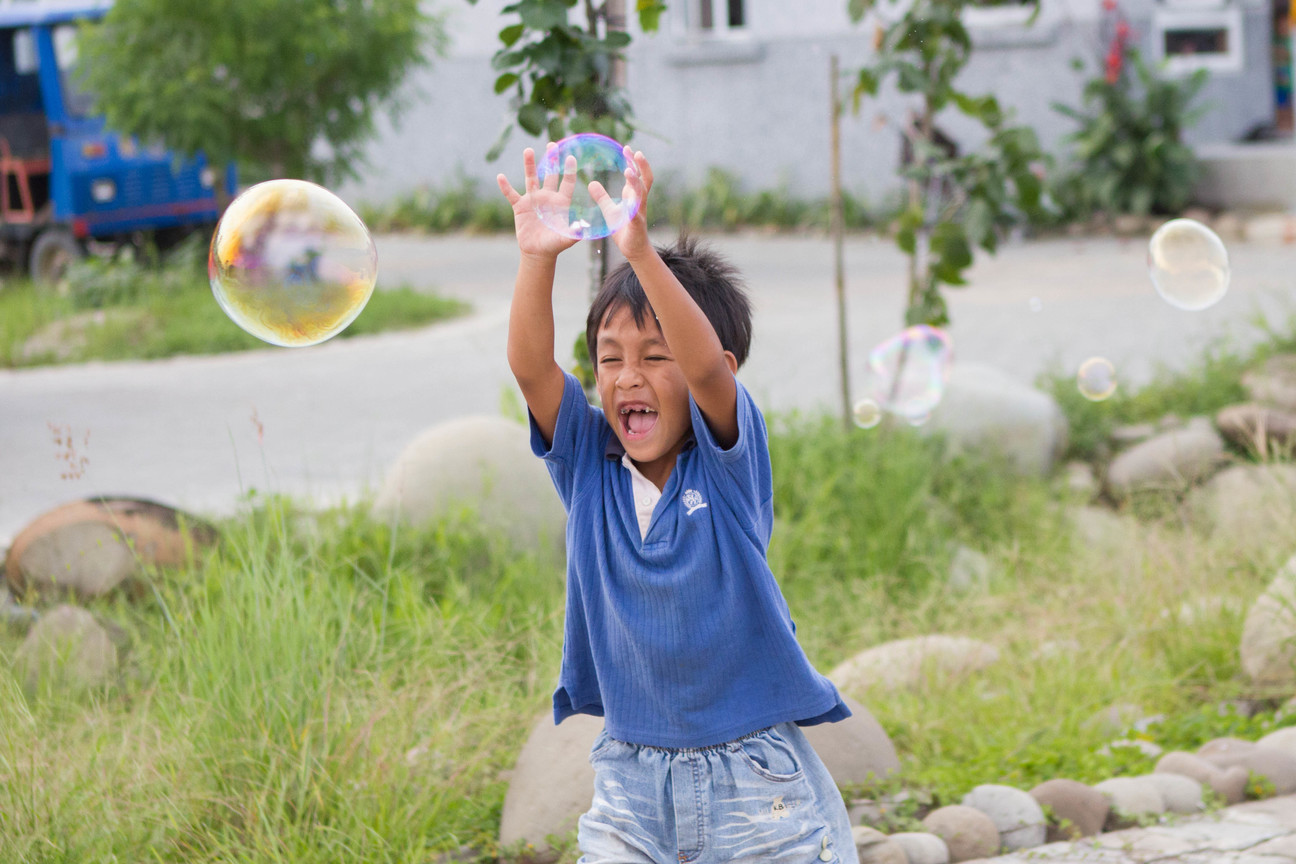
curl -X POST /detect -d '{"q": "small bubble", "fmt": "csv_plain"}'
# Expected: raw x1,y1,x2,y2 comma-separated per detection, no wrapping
853,398,882,429
1077,357,1117,401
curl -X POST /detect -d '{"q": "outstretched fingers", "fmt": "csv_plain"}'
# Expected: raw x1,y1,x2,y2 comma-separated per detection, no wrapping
497,174,521,206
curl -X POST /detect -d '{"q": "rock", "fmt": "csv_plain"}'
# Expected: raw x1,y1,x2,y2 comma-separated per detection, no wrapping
1197,738,1296,794
1029,778,1109,840
1067,507,1140,554
828,636,1000,695
1064,461,1098,499
372,416,566,558
921,363,1068,476
1187,463,1296,553
1110,423,1157,448
960,784,1046,851
947,546,992,593
1241,554,1296,687
1104,420,1225,501
1215,403,1296,453
5,497,218,602
1145,772,1204,814
1155,751,1248,804
921,805,1002,862
1257,726,1296,759
14,604,118,692
854,826,909,864
890,832,950,864
1243,355,1296,411
1094,776,1165,827
497,713,603,850
802,694,901,786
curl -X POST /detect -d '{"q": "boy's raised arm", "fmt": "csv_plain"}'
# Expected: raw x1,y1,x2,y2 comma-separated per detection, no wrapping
594,151,740,448
498,147,579,445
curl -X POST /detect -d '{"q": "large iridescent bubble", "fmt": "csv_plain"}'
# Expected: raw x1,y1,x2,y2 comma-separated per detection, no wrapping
858,325,954,424
209,179,378,347
1148,218,1230,311
534,133,641,241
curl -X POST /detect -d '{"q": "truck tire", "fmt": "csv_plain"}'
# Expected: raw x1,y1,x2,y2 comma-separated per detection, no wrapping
29,228,84,286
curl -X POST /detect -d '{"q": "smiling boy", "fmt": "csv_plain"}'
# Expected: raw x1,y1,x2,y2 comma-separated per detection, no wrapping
498,145,858,864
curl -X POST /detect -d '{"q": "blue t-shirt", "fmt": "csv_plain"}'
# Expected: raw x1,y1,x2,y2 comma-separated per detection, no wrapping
530,371,849,748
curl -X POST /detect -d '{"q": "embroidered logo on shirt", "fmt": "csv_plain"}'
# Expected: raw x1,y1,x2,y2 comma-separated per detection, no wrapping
682,489,708,515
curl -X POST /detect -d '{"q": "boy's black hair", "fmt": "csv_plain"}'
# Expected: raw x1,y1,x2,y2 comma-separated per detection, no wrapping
585,235,753,370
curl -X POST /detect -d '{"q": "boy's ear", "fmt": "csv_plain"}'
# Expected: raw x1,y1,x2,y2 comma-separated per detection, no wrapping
723,350,738,374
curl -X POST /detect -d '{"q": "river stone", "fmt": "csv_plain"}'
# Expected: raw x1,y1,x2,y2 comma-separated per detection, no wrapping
1242,355,1296,410
960,784,1046,851
802,695,900,786
5,497,218,601
948,545,992,593
1155,751,1248,804
1187,463,1296,553
1241,553,1296,687
1028,778,1109,840
1094,776,1165,827
1105,418,1225,501
1198,738,1296,794
1067,507,1140,555
828,636,999,695
890,832,950,864
854,826,909,864
921,805,1001,862
1215,403,1296,453
372,415,566,558
14,604,117,692
919,363,1068,477
497,713,602,850
1145,772,1204,814
1258,726,1296,759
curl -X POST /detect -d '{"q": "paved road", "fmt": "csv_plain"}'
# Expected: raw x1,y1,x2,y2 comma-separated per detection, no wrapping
3,231,1295,544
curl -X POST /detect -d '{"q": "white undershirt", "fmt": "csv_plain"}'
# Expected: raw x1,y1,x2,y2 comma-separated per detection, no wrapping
621,454,662,540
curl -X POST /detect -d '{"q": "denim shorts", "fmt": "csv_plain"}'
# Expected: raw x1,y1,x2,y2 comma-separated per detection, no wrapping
577,722,860,864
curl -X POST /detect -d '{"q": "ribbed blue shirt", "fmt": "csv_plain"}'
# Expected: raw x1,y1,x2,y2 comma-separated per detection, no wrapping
530,371,850,748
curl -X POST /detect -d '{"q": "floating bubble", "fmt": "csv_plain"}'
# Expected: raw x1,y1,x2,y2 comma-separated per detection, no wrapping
534,133,641,241
1148,218,1230,311
209,179,378,347
1077,356,1117,401
852,398,882,429
861,325,954,423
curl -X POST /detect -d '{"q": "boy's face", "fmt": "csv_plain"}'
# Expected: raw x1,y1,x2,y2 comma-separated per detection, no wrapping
594,306,692,486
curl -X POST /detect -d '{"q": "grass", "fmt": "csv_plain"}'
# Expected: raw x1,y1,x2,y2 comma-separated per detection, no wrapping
0,241,469,368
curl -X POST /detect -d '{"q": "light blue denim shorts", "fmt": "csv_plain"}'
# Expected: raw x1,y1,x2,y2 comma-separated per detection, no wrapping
578,722,860,864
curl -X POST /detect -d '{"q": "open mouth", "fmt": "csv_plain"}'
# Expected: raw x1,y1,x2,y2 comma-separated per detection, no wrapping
618,403,658,441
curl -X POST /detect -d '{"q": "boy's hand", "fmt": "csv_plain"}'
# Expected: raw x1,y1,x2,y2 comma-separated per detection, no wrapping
497,145,580,261
590,147,654,262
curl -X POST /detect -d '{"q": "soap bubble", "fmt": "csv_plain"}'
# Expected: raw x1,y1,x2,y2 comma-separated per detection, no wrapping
534,133,641,241
861,325,954,423
209,179,378,347
1077,356,1117,401
1148,218,1230,311
853,398,882,429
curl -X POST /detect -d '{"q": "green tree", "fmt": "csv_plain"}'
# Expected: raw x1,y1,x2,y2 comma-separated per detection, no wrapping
75,0,445,183
851,0,1047,327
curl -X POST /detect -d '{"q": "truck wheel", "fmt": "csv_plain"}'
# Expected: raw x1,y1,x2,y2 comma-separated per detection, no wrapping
29,228,85,286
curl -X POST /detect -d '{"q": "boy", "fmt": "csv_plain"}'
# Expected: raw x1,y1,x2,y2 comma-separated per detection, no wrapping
498,144,859,864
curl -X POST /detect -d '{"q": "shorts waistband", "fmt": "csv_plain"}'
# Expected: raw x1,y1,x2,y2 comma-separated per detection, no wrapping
611,725,775,755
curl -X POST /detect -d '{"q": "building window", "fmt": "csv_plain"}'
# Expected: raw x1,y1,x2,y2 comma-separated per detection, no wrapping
1153,5,1243,74
694,0,745,33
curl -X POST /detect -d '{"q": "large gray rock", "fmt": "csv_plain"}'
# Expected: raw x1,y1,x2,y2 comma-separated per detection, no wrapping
497,713,602,849
1145,772,1204,814
854,826,909,864
1105,418,1225,500
920,363,1067,476
14,604,118,692
802,695,901,786
1186,463,1296,553
1198,737,1296,794
1215,403,1296,453
1028,778,1109,840
1257,726,1296,758
890,832,950,864
921,805,1001,862
1093,776,1166,826
1241,554,1296,687
372,416,566,557
1155,751,1248,805
1242,355,1296,411
960,784,1046,851
1067,507,1141,555
828,636,999,695
5,497,217,602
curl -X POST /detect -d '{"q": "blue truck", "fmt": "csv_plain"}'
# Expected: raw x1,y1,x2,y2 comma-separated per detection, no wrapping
0,3,233,283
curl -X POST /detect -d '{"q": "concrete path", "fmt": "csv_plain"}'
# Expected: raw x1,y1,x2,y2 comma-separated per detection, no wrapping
3,231,1295,544
994,795,1296,864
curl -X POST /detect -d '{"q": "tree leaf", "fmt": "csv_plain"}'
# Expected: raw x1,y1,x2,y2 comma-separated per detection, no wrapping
499,23,526,46
494,72,520,94
636,0,666,31
517,102,548,135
